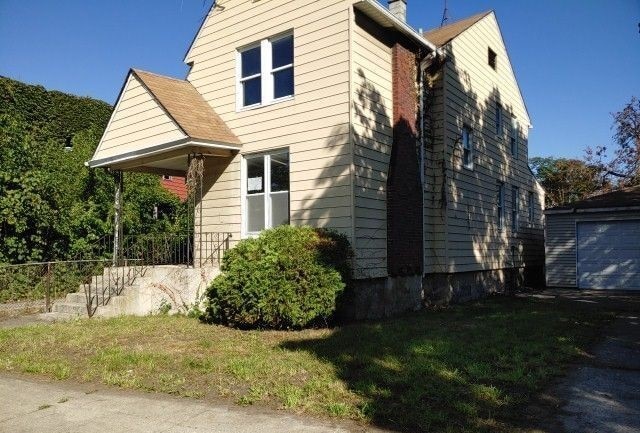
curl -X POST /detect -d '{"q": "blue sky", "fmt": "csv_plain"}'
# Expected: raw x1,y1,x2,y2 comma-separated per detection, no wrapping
1,0,638,159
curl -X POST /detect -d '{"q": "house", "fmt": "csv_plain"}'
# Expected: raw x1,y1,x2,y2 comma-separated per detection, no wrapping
88,0,544,318
161,175,188,201
545,186,640,290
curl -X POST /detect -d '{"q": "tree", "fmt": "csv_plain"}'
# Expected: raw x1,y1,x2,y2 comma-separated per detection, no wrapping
529,157,602,207
586,97,640,187
0,77,188,264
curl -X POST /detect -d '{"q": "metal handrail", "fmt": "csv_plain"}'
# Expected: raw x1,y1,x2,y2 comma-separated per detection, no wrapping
0,232,233,317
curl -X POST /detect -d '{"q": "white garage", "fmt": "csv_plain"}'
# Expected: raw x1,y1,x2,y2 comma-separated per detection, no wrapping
545,186,640,290
577,220,640,290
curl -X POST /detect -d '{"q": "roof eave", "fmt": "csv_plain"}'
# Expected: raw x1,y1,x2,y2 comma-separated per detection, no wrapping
545,205,640,215
87,138,241,170
353,0,437,53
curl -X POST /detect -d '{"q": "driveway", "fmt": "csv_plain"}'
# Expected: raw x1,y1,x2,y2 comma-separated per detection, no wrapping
0,375,381,433
524,289,640,433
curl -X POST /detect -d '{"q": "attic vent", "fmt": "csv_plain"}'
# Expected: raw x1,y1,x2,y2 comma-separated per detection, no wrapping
488,47,497,70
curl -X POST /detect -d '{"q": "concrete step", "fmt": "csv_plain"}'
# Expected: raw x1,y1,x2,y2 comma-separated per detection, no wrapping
38,312,83,322
65,290,130,305
51,302,88,316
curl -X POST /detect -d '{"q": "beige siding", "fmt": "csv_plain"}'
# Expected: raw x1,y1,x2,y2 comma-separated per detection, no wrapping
351,11,393,279
545,210,639,287
438,13,544,273
188,0,355,243
94,74,186,160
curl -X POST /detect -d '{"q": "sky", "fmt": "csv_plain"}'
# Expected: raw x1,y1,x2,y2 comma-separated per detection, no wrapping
1,0,639,160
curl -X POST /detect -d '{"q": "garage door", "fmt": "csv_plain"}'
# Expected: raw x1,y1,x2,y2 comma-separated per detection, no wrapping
577,220,640,290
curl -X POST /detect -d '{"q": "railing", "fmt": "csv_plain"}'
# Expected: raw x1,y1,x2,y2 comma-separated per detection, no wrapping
84,260,143,317
0,232,233,318
97,232,233,267
0,259,107,314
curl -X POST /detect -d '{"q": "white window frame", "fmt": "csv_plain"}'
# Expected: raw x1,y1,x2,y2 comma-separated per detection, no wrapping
462,125,473,170
528,191,535,224
497,182,505,230
241,150,290,237
512,186,519,232
236,32,294,111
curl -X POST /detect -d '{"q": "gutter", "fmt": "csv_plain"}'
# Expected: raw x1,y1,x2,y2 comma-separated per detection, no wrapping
353,0,439,54
86,138,242,169
545,205,640,215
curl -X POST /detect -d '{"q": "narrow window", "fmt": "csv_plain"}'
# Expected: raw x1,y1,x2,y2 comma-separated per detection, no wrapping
162,175,172,180
462,126,473,169
512,186,519,232
245,151,290,235
488,48,497,70
528,191,534,224
238,32,294,109
510,116,519,157
497,182,505,229
496,102,503,136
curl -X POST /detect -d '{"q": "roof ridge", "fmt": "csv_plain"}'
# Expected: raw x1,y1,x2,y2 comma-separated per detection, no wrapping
429,10,492,33
423,10,493,47
132,68,188,84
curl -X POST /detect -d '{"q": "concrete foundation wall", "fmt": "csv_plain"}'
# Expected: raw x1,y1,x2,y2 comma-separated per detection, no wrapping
95,266,220,318
342,266,542,319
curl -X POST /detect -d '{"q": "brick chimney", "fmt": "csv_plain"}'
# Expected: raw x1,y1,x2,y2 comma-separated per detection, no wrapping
388,0,407,22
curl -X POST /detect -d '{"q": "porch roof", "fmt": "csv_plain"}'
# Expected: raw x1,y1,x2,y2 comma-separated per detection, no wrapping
88,69,240,175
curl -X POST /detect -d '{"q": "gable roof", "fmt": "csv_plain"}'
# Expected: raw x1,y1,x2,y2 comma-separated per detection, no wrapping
132,69,240,145
423,11,492,47
547,185,640,213
424,10,532,127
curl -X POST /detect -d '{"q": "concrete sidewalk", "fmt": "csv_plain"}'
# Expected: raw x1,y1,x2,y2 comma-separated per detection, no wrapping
0,376,378,433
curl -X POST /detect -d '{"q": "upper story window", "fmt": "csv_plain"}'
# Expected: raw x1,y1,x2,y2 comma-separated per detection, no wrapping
511,186,519,232
238,33,294,110
497,182,505,230
510,116,519,157
244,151,290,235
496,102,503,136
462,125,473,169
488,47,497,70
528,191,534,224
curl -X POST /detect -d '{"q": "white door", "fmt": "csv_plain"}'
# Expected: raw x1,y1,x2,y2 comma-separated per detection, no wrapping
577,220,640,290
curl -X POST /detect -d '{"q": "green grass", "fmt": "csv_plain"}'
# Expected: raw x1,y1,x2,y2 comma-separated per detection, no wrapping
0,295,614,432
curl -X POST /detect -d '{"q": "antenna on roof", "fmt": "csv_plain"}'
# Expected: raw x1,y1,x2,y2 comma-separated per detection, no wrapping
441,0,450,27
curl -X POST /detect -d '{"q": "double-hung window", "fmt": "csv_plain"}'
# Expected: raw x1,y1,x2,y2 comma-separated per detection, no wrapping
496,102,503,136
512,186,519,232
462,125,473,169
244,151,290,235
497,182,505,230
238,33,294,109
510,117,519,157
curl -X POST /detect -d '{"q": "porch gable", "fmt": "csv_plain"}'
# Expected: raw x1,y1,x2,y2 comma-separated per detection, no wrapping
89,69,241,175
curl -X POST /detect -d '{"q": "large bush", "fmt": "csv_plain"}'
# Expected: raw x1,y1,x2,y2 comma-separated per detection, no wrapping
202,225,352,329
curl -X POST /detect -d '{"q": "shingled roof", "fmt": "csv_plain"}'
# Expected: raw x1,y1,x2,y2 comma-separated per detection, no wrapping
548,185,640,212
132,69,240,145
423,11,492,47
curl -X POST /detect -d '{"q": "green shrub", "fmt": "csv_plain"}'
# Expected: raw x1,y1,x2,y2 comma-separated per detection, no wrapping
202,225,352,329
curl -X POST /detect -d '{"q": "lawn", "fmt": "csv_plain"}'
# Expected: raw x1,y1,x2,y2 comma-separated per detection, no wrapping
0,295,612,432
